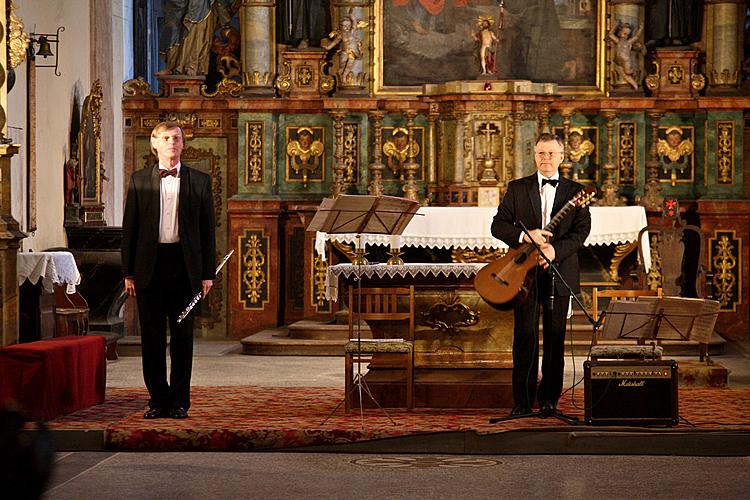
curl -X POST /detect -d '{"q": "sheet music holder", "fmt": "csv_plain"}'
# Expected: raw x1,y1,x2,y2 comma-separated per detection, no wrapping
306,194,421,235
601,296,720,346
313,195,420,427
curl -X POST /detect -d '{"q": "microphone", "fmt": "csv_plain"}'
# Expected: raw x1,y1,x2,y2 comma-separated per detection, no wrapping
549,273,555,309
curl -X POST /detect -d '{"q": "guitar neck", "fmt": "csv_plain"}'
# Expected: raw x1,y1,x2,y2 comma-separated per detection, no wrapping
543,198,577,234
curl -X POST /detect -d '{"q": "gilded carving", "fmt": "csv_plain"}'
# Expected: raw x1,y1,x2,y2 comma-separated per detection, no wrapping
198,118,222,129
667,65,683,84
690,60,706,92
383,127,419,178
609,240,637,283
286,126,325,187
645,60,660,91
343,123,359,183
7,2,29,70
296,65,313,86
451,248,506,263
716,122,734,185
645,234,662,291
240,230,269,309
245,122,264,184
710,231,739,311
617,122,635,184
161,112,198,138
312,253,329,312
123,77,161,97
275,61,292,94
656,126,694,186
420,293,479,335
201,78,243,98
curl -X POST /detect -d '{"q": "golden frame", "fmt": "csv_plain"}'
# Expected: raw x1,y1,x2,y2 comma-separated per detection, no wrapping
373,0,607,95
79,80,103,205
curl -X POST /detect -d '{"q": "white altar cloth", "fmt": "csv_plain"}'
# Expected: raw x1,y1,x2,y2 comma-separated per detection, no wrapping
17,251,81,293
316,206,651,270
325,263,484,301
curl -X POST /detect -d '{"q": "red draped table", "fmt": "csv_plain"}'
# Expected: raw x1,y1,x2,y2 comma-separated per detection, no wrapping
0,335,106,420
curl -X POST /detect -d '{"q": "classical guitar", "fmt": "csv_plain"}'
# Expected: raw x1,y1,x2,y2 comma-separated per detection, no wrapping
474,189,595,309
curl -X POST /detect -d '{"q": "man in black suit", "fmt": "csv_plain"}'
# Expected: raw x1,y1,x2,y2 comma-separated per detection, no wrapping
122,121,216,419
491,133,591,416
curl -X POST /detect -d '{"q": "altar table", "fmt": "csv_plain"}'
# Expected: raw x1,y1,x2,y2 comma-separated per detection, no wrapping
316,206,651,271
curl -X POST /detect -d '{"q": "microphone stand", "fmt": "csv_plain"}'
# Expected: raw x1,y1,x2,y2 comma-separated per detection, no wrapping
488,221,606,426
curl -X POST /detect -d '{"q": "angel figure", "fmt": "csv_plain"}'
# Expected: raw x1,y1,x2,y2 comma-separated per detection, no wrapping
322,12,368,87
474,16,498,75
287,127,324,188
657,127,693,186
567,128,596,180
383,128,420,177
608,21,645,90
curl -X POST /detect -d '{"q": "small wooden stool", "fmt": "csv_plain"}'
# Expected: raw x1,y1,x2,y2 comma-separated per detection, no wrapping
345,340,414,412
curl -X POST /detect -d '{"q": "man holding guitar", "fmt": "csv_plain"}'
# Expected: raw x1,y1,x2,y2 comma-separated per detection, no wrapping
489,133,591,417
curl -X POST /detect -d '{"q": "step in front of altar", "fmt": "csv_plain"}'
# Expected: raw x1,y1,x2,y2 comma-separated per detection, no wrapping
241,320,371,356
360,367,514,409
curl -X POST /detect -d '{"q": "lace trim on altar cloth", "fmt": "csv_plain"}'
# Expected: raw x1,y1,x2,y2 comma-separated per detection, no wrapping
325,263,484,301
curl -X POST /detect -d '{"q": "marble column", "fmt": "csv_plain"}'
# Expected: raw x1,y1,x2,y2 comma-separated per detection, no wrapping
705,0,743,93
241,0,276,95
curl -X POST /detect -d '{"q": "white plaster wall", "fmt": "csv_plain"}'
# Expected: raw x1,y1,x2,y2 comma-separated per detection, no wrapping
7,0,126,248
8,0,91,251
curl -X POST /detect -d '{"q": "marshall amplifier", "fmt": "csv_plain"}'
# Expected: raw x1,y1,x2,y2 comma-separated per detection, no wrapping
584,360,678,427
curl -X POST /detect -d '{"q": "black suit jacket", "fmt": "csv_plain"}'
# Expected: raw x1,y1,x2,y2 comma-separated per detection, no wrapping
121,164,216,294
491,173,591,295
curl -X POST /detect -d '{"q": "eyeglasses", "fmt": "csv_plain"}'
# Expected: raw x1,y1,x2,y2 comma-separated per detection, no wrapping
535,151,564,158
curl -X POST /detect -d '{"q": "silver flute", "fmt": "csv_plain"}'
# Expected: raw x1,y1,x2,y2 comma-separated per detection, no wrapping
176,249,235,324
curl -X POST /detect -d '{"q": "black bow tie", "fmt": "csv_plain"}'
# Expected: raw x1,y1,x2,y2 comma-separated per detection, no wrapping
541,178,558,188
160,168,178,178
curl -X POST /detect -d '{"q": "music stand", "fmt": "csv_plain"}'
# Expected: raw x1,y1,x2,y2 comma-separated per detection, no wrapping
600,296,720,361
307,195,420,426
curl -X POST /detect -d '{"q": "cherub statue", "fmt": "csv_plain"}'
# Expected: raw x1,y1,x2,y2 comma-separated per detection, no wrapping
383,128,420,177
286,127,324,187
567,128,596,180
657,126,693,185
608,20,645,90
322,12,368,87
474,16,498,75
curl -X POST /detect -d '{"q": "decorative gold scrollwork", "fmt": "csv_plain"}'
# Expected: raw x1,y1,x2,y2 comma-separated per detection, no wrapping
716,122,734,184
420,293,480,335
451,248,506,263
646,234,662,291
7,2,29,70
201,78,243,98
246,122,264,183
313,253,329,311
711,233,737,309
123,77,161,97
240,231,268,309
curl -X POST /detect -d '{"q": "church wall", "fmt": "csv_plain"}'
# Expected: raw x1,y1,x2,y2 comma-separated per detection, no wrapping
7,0,92,251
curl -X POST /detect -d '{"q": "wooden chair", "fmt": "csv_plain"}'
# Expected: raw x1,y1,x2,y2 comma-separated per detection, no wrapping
590,287,663,360
54,286,90,337
344,285,415,412
634,198,712,298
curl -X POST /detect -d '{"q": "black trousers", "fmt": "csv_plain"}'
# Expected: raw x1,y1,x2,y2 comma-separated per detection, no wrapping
512,271,569,408
136,243,196,410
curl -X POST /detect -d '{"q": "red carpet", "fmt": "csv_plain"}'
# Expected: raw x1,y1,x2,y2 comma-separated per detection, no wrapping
43,386,750,451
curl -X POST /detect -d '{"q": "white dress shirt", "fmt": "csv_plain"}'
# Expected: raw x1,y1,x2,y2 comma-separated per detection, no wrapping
158,162,181,243
538,171,560,228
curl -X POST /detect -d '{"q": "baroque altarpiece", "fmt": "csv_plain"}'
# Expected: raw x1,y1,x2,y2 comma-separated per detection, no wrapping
121,0,750,343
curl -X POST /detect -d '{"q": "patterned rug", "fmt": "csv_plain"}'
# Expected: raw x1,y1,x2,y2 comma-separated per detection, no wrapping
44,386,750,451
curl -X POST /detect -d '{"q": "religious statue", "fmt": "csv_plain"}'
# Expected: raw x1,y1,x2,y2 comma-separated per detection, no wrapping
608,21,645,90
657,126,693,186
64,153,80,206
277,0,331,48
158,0,232,76
567,128,595,180
322,12,368,87
474,16,498,76
646,0,703,47
286,127,324,187
383,128,420,178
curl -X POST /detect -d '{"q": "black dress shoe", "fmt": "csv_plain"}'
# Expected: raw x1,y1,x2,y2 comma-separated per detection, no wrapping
510,404,532,416
169,406,189,419
143,407,164,419
539,401,556,416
